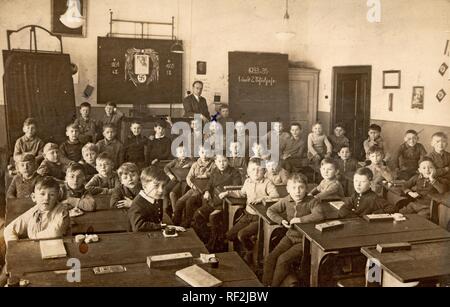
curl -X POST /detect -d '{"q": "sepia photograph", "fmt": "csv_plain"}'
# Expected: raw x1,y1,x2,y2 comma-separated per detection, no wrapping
0,0,449,295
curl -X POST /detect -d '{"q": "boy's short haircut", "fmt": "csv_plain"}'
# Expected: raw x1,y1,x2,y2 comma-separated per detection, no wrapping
339,144,351,152
335,122,345,130
219,104,229,110
215,153,228,160
431,132,448,140
130,121,142,126
118,162,139,177
320,157,337,169
369,124,382,132
354,167,374,181
140,166,167,185
96,152,113,165
23,117,36,127
43,143,59,154
35,176,60,192
80,102,91,109
154,120,166,129
82,142,98,154
405,129,418,136
367,145,384,156
17,153,36,163
66,122,79,130
287,172,308,186
248,157,262,167
418,156,435,166
103,123,116,131
106,101,117,108
192,80,203,87
66,163,86,175
290,122,302,129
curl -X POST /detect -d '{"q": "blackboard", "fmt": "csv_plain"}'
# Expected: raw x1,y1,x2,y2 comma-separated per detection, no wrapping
97,37,182,105
228,51,289,124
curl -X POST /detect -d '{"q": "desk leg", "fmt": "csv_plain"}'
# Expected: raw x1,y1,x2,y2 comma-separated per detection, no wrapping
430,199,439,225
256,217,264,267
310,243,338,287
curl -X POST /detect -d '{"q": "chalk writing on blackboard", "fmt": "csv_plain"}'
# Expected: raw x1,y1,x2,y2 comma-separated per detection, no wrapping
237,66,276,86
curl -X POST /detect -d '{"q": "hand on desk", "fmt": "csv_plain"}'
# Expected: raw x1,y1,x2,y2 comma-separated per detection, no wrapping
408,191,420,198
218,191,228,199
117,197,133,208
281,220,291,229
151,159,158,165
168,174,176,181
249,198,264,205
204,191,211,200
289,217,301,224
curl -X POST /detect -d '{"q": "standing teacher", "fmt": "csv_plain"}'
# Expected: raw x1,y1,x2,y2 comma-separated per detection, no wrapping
182,81,210,122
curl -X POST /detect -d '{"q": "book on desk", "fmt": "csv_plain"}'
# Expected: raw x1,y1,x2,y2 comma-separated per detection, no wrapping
176,264,223,287
39,239,67,260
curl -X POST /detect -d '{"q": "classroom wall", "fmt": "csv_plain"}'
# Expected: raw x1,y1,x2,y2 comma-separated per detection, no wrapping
0,0,449,156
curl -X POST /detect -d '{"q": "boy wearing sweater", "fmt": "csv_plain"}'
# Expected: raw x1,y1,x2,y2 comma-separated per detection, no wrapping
263,173,324,287
79,143,98,181
96,124,124,169
128,167,166,232
61,163,96,212
124,121,148,169
399,158,446,218
221,158,279,264
394,130,427,180
110,162,141,209
338,168,394,218
85,153,120,195
265,160,289,185
6,154,42,199
37,143,66,181
13,117,45,163
60,123,83,163
366,146,395,195
173,146,214,227
308,158,345,201
426,132,450,187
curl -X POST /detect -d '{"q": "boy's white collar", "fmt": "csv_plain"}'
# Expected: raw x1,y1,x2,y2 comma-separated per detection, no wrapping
139,190,156,204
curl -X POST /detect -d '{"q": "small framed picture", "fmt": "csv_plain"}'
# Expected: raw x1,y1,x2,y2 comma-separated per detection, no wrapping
134,54,150,75
51,0,87,37
383,70,401,89
411,86,424,109
197,61,207,75
436,89,446,102
439,63,448,76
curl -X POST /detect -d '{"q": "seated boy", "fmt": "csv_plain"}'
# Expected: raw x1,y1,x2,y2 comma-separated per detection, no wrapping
193,154,242,251
4,176,70,242
85,153,120,195
216,104,233,127
262,121,291,156
335,145,358,195
13,117,45,163
280,123,306,173
308,158,344,201
228,141,247,181
366,146,395,195
263,173,324,287
79,142,98,181
221,158,279,264
265,160,289,185
96,124,124,169
399,158,446,219
163,146,193,216
363,124,385,161
101,102,124,138
61,163,96,212
426,132,450,187
110,162,141,209
394,130,427,180
37,143,66,181
60,123,83,163
74,102,98,144
146,120,172,165
6,153,42,199
173,146,214,227
328,123,350,158
124,121,148,169
338,167,394,218
128,166,166,232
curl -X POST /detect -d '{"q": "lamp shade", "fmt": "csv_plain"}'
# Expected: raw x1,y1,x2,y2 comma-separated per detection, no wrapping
171,41,184,54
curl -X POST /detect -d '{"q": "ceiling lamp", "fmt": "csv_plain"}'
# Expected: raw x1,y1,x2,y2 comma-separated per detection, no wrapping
171,0,184,54
276,0,296,41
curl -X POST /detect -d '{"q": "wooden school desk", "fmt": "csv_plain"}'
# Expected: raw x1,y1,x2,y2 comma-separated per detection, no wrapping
361,239,450,286
6,229,208,278
249,199,341,266
20,252,263,287
294,214,450,287
430,192,450,230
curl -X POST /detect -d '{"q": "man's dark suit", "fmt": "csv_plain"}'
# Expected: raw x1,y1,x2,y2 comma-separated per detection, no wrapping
182,94,210,119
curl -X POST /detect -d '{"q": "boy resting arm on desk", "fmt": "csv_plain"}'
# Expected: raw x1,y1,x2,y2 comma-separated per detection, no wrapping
4,176,70,243
61,163,96,212
263,173,324,287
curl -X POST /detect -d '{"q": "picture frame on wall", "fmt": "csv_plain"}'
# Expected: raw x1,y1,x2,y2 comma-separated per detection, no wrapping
382,70,401,89
411,86,424,109
51,0,87,37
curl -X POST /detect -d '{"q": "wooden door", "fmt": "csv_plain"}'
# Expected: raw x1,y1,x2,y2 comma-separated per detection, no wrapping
332,66,371,160
289,68,319,137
